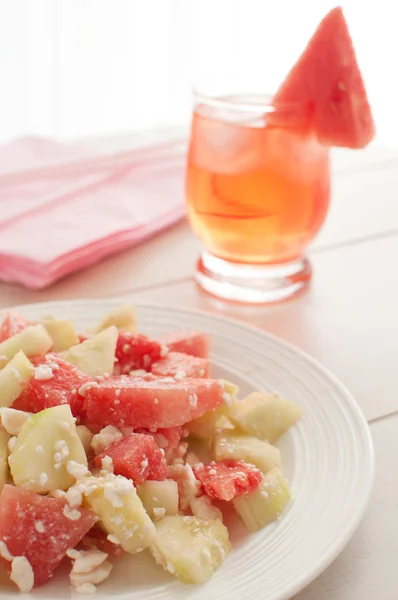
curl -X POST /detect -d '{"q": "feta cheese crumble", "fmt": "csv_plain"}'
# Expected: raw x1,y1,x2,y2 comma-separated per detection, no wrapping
10,556,34,592
34,365,54,381
91,426,123,454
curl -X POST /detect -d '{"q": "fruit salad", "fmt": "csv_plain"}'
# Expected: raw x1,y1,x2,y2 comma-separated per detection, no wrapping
0,304,301,594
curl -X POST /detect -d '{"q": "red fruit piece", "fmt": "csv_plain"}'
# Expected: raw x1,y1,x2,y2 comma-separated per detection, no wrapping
273,7,375,149
79,527,124,557
94,433,167,485
193,460,263,501
12,354,91,419
0,485,97,588
77,333,89,344
114,332,163,375
85,376,225,429
157,330,210,358
151,351,210,378
0,312,31,343
135,426,185,449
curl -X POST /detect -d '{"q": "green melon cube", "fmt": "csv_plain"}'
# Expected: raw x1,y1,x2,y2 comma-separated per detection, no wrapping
151,515,231,584
233,467,291,532
0,351,34,408
42,316,78,351
229,392,302,442
0,428,10,491
81,472,157,553
92,304,137,333
137,480,179,519
61,326,118,377
0,326,52,368
9,404,87,492
213,433,281,474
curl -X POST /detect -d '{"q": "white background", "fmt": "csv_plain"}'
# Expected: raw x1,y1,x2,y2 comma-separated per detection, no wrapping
0,0,395,145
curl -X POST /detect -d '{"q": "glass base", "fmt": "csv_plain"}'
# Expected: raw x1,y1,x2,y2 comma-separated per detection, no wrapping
195,252,312,304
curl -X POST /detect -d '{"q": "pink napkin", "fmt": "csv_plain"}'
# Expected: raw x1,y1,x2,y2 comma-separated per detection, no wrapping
0,137,187,289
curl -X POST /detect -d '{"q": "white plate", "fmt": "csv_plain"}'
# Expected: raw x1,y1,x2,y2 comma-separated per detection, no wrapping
0,300,374,599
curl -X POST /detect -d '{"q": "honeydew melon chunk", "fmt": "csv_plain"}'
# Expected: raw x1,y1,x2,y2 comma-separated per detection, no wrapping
137,480,179,519
61,326,118,377
0,351,34,408
9,404,87,493
0,428,10,491
80,472,157,553
151,515,231,584
229,392,302,442
41,316,78,351
213,433,281,474
187,404,231,441
0,325,52,368
233,467,291,532
76,425,94,455
92,304,137,334
222,380,239,404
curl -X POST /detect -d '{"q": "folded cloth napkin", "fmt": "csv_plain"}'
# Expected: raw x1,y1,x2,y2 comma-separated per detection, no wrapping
0,137,187,289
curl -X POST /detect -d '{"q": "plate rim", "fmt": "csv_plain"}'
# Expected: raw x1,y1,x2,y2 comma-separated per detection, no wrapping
2,298,375,599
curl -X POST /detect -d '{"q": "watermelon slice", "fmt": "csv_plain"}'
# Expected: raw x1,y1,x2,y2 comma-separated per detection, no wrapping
273,6,375,148
157,331,210,358
85,375,226,429
78,526,125,557
0,312,31,343
193,460,263,502
94,433,168,484
151,351,210,378
135,426,185,450
12,354,91,419
0,485,97,588
114,332,163,375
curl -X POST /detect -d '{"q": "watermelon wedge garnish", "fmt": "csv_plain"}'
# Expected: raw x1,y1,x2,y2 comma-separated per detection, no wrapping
273,6,375,149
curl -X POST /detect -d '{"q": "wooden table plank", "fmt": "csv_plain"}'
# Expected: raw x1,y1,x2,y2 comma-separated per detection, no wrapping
293,414,398,600
126,233,398,421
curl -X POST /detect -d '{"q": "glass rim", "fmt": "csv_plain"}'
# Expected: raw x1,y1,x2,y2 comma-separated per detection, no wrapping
192,89,275,113
191,86,306,114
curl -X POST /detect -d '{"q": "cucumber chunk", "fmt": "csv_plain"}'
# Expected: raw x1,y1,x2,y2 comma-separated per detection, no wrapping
42,316,78,351
213,433,281,474
233,467,291,532
92,304,137,334
76,425,94,455
229,392,302,442
79,472,157,554
0,326,52,368
0,351,34,408
0,428,10,491
137,480,179,519
9,405,87,492
151,515,231,584
61,326,118,377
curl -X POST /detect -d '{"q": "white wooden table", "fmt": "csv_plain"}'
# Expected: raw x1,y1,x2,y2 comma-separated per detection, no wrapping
1,132,397,599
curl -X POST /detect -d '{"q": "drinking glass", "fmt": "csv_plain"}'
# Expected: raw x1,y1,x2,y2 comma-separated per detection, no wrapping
185,78,331,303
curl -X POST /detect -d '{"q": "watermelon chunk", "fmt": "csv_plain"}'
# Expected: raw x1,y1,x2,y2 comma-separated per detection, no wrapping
94,433,168,485
136,426,185,449
193,460,263,501
77,333,89,344
151,351,210,378
114,332,163,375
0,312,31,343
78,526,125,557
157,331,210,358
0,485,97,587
85,376,226,429
12,354,91,419
273,7,375,149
